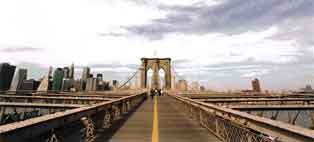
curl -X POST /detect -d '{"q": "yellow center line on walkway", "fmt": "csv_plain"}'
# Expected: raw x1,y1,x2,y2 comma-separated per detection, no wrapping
152,96,159,142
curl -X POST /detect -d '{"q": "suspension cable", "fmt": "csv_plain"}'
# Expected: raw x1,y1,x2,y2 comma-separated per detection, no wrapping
117,64,199,92
118,67,141,89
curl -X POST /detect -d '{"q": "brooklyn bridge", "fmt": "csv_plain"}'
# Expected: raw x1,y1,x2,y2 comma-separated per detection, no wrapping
0,58,313,142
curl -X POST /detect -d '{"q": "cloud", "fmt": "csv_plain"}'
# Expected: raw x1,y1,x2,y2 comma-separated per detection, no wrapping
270,17,314,48
0,0,313,91
125,0,314,39
77,63,139,70
240,69,270,78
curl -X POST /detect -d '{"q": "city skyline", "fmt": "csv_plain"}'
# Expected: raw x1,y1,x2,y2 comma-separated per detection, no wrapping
0,0,313,90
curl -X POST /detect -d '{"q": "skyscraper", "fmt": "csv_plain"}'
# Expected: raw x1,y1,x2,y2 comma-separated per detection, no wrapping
82,67,90,81
96,73,103,82
112,80,119,89
96,73,104,90
63,67,70,79
48,66,53,90
252,78,261,92
10,68,27,91
38,67,53,92
52,68,64,91
0,63,16,91
81,67,90,90
86,78,97,91
48,66,53,78
37,76,49,92
62,78,73,91
69,63,74,79
20,79,36,94
178,80,188,91
103,81,110,90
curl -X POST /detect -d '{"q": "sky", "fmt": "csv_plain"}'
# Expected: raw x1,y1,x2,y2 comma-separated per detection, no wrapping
0,0,313,91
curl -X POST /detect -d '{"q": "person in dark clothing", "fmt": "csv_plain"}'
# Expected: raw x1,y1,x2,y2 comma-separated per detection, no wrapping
158,89,161,96
150,89,154,100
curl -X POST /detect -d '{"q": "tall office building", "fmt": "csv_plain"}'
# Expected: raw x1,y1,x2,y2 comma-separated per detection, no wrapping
62,78,73,91
252,78,261,92
0,63,16,91
52,68,64,91
103,81,110,90
10,68,27,91
92,78,97,91
20,79,36,94
59,64,75,91
96,73,104,91
73,80,82,92
48,66,53,78
112,80,119,90
38,67,53,92
96,73,103,81
86,78,97,91
48,66,53,90
178,80,188,92
82,67,90,81
80,67,90,90
63,67,70,79
69,63,74,79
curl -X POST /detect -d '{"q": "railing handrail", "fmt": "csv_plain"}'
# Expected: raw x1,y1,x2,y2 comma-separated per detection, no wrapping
199,98,314,102
0,91,146,134
0,95,114,101
0,90,145,96
178,92,314,96
0,102,86,108
169,94,314,141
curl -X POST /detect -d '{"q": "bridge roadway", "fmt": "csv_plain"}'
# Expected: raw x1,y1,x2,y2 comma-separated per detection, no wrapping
96,96,220,142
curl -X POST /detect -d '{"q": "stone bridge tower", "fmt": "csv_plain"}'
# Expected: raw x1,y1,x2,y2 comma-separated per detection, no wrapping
140,58,172,90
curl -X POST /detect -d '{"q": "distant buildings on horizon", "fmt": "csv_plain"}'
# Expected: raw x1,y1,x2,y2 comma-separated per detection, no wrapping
1,62,313,94
0,62,127,94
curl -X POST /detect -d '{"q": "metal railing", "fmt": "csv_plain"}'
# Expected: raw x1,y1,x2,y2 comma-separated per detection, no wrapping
0,91,147,142
169,94,314,142
0,95,113,105
200,98,314,106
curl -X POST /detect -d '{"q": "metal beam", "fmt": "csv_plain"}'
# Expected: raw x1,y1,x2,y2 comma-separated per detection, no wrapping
180,92,314,98
0,95,113,105
169,94,314,142
0,102,85,109
229,105,314,110
1,90,140,98
198,98,314,105
0,91,146,140
42,94,124,98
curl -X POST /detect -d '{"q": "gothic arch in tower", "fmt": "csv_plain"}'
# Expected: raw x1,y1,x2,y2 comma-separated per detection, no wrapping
140,58,172,90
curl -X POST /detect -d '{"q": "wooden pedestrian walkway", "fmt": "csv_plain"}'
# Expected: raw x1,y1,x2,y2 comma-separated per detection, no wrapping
98,96,220,142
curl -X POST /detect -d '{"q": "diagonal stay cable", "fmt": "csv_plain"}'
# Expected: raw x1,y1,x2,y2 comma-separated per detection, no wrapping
118,67,141,89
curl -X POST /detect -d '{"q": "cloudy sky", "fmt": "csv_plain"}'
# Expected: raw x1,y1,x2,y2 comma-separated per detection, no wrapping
0,0,313,91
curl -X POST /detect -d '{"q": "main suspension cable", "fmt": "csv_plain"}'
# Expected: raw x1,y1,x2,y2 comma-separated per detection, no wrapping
118,67,141,89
